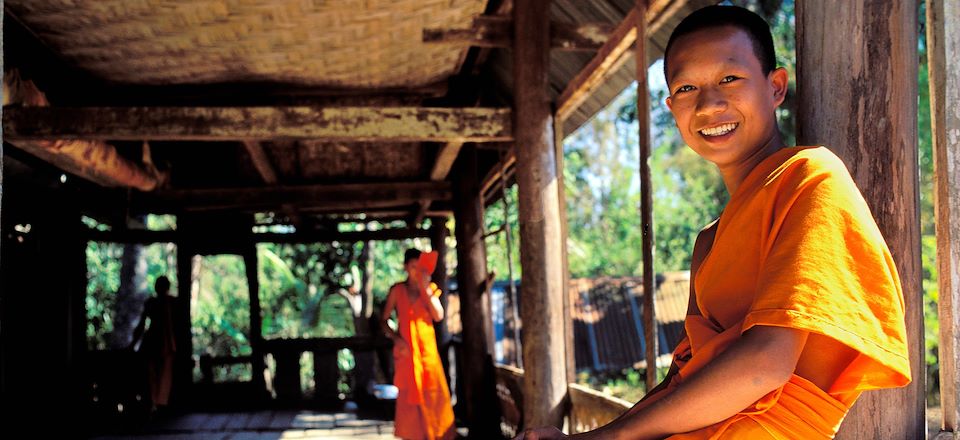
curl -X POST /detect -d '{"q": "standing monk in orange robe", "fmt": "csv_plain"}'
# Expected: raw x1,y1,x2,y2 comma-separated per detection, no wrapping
381,249,456,440
517,5,910,440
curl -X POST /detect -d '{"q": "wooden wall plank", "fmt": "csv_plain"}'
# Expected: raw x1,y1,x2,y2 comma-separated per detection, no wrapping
796,1,923,438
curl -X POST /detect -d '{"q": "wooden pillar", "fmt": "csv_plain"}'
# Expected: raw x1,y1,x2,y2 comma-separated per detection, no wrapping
242,247,267,398
453,146,501,436
431,221,452,367
634,0,658,392
272,349,302,401
554,120,573,382
314,350,340,405
928,0,960,435
796,1,923,438
173,243,194,404
514,0,567,429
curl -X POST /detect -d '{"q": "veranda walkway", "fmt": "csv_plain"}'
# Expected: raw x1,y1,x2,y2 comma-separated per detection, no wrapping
90,410,397,440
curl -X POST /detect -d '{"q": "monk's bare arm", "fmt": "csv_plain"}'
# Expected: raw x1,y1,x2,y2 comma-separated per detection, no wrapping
576,326,808,440
379,288,403,344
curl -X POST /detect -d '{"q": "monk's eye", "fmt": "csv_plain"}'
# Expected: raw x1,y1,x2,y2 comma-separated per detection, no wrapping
720,75,741,84
674,84,695,94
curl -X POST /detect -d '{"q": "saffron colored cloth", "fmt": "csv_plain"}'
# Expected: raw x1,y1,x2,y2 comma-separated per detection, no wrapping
392,282,455,440
635,146,911,439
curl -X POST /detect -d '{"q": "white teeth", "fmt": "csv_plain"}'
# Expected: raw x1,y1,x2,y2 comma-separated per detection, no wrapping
699,123,738,137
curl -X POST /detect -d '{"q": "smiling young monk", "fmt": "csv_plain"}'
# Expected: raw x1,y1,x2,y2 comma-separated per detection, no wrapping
516,5,911,440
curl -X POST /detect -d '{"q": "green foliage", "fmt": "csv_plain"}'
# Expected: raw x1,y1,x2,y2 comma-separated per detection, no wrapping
85,242,177,351
574,367,671,403
193,254,251,357
484,185,521,281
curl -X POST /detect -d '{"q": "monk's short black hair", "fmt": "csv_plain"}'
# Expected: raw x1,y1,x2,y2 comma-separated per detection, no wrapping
404,248,422,264
155,275,171,295
663,5,776,82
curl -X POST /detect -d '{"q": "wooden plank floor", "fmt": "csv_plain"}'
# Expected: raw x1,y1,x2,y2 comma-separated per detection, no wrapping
90,410,395,439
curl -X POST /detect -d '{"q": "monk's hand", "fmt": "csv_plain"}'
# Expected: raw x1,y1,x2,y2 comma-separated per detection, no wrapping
513,426,566,440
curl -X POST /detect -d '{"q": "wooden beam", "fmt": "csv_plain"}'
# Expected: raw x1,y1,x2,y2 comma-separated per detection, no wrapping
414,141,466,224
4,106,513,143
137,182,452,212
424,16,613,51
430,142,466,181
635,0,658,394
515,0,567,430
242,140,279,185
3,71,164,191
481,152,516,203
84,227,431,244
555,0,675,122
928,0,960,434
241,140,302,226
797,1,923,438
258,228,432,244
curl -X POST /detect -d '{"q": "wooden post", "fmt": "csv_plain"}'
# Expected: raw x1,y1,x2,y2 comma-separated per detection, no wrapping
431,221,451,353
453,146,501,435
514,0,568,429
796,1,923,438
174,243,195,404
634,0,658,392
554,119,573,383
928,0,960,435
242,247,267,398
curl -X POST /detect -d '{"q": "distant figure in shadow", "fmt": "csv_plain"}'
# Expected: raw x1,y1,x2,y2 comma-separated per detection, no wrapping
130,276,177,412
380,249,455,440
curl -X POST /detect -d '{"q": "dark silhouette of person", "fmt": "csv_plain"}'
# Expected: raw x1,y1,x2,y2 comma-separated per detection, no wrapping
130,276,177,412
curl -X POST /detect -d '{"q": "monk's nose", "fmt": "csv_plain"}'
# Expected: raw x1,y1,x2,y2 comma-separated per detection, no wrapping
695,87,728,116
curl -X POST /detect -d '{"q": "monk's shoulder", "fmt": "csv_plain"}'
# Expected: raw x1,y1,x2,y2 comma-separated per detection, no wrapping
777,146,848,179
388,282,404,297
765,146,859,197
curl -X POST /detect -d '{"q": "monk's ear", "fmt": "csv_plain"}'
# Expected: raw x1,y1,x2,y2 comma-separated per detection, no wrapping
665,95,674,112
769,67,788,107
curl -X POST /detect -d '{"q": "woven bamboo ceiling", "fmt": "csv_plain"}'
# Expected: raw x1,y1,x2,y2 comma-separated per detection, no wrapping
3,0,711,228
7,0,485,88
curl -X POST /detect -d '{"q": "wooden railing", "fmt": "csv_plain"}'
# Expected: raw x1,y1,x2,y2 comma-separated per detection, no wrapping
495,364,526,438
567,383,632,433
194,336,391,403
494,365,632,436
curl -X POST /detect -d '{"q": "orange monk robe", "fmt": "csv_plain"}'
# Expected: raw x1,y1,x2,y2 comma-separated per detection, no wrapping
392,282,456,440
633,147,911,439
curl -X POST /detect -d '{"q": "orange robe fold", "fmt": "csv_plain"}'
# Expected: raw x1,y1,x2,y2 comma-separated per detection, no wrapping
635,147,911,439
392,282,455,440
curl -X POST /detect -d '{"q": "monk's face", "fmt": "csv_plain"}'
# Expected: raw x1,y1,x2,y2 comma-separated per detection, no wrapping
665,26,787,168
404,260,418,278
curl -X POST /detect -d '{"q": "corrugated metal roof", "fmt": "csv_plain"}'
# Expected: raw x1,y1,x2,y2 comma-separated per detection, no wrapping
481,273,690,373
